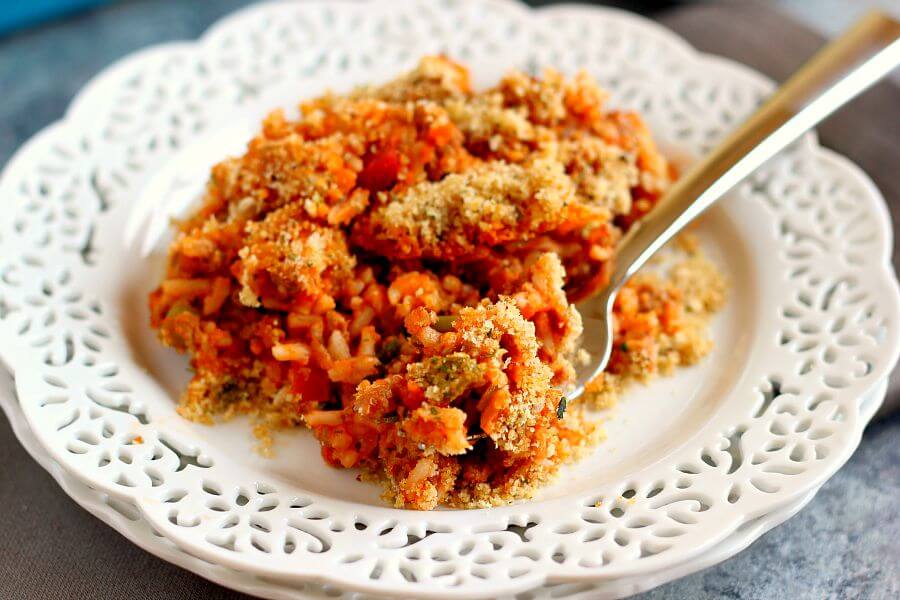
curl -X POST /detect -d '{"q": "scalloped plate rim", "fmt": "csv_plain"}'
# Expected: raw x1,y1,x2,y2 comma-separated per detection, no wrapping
0,1,898,597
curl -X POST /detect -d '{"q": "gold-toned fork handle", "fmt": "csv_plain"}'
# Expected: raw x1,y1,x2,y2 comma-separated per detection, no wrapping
561,11,900,401
581,12,900,376
607,11,900,300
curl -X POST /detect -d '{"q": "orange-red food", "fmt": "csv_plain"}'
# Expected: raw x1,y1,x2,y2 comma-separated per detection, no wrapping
150,56,721,509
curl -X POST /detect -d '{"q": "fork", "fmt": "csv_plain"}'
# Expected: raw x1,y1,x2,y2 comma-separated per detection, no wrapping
568,11,900,400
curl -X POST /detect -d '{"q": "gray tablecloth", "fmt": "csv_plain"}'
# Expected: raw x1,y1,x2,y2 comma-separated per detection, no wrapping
1,1,898,598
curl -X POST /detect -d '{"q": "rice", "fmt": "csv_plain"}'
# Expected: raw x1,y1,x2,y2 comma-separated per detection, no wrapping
149,56,724,510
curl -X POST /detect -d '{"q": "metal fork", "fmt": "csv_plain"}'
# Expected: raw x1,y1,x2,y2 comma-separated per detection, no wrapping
569,11,900,400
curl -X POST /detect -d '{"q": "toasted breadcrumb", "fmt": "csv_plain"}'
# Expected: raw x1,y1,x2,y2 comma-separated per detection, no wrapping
583,240,726,408
354,157,575,260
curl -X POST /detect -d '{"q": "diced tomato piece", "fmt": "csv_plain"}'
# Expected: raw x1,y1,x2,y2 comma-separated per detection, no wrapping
427,124,456,146
400,381,426,410
661,299,682,335
357,149,401,192
479,388,510,436
290,366,331,406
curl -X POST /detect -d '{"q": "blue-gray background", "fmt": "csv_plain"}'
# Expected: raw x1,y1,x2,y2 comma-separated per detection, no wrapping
0,1,897,598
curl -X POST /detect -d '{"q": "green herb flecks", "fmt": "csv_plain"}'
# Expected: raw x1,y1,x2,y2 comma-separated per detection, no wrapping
377,337,402,364
408,352,485,404
556,396,567,419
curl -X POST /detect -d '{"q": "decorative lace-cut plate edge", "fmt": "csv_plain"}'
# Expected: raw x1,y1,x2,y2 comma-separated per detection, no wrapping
0,371,888,599
0,1,898,597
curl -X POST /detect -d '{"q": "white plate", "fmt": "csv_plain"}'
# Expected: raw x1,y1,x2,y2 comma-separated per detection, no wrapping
0,370,888,599
0,1,897,598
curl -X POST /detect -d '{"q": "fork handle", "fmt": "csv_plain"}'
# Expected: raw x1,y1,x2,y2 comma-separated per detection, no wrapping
604,11,900,296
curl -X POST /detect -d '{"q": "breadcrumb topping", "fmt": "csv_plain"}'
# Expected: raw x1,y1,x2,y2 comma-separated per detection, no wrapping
355,157,575,260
